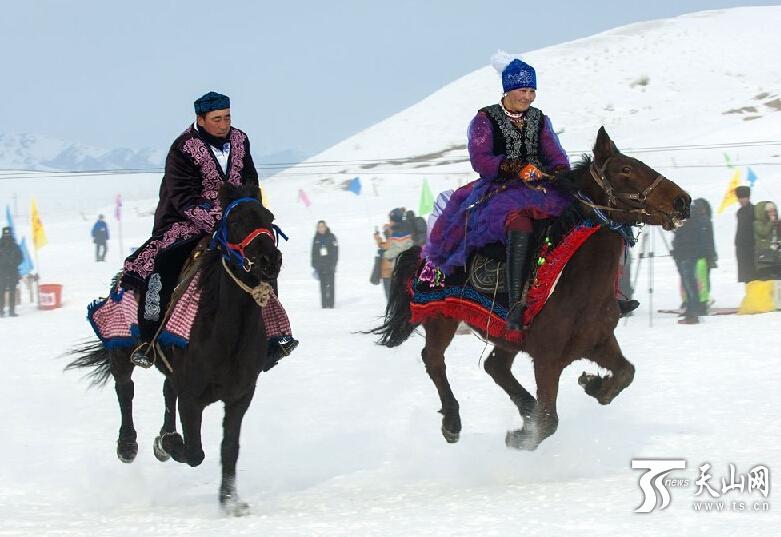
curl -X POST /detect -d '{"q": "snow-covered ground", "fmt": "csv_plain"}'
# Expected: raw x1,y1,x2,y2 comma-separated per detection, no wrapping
2,6,780,536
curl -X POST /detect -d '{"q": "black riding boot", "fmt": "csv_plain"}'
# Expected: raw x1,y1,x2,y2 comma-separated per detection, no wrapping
506,231,533,331
618,299,640,318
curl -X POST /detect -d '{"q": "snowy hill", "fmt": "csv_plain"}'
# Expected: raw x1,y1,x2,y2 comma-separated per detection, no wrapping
2,7,780,536
272,6,781,195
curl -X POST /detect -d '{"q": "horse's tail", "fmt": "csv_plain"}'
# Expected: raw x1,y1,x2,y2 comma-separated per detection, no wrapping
370,245,422,347
64,339,112,387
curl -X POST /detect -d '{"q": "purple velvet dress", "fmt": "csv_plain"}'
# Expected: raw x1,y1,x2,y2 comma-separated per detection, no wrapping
425,107,572,275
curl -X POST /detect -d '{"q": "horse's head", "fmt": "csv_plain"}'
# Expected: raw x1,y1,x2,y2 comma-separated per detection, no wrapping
216,183,282,281
582,127,691,230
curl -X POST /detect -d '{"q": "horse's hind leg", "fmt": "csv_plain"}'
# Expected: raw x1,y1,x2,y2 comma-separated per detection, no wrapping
484,348,536,420
154,378,186,463
506,360,562,451
579,333,635,405
219,386,256,517
421,317,460,443
112,350,138,463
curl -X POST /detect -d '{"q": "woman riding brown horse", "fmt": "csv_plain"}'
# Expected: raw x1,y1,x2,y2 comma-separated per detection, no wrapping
373,128,690,450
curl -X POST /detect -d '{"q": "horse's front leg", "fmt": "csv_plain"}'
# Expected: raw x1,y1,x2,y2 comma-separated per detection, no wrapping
177,393,205,467
219,386,256,517
506,360,561,451
112,351,138,463
154,377,186,463
579,333,635,405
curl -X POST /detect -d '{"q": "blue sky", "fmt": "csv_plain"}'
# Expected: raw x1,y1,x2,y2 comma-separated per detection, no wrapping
1,0,774,163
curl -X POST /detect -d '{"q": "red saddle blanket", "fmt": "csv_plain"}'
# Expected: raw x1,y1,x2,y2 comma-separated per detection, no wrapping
410,223,602,344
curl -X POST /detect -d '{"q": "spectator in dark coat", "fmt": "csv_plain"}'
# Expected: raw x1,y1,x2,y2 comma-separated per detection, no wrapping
0,227,22,317
311,220,338,308
734,186,756,283
91,214,110,262
672,203,712,324
405,210,428,246
692,198,718,303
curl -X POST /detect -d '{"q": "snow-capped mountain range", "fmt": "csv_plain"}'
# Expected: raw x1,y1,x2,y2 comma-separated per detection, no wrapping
0,131,165,172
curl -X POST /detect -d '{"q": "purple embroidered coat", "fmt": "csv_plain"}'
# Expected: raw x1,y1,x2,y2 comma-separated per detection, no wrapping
425,105,572,275
122,125,258,289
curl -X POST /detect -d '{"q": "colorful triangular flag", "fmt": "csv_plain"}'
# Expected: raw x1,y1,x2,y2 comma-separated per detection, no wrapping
418,178,434,216
30,198,48,250
717,169,743,215
298,188,311,208
18,237,34,276
746,167,758,188
347,177,362,195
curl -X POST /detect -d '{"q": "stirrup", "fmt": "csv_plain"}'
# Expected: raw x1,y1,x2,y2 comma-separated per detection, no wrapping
130,342,155,368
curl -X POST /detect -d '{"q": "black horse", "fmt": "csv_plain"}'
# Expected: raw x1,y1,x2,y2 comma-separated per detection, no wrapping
67,183,282,516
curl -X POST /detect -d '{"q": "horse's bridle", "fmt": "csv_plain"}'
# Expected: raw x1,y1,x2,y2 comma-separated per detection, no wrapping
211,197,279,273
584,156,666,218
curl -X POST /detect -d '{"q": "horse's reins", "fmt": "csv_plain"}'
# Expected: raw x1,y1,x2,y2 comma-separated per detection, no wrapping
212,197,284,306
221,257,273,307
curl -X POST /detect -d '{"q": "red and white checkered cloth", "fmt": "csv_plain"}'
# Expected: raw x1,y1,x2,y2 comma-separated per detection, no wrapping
90,273,292,346
90,290,138,341
261,292,291,337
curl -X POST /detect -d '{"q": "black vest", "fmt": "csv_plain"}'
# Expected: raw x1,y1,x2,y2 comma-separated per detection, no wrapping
479,104,543,168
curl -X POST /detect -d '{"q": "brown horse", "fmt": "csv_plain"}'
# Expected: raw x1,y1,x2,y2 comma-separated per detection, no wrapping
372,128,690,450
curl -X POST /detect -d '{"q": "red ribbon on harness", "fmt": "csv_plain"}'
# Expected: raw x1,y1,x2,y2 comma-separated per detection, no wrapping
226,227,276,257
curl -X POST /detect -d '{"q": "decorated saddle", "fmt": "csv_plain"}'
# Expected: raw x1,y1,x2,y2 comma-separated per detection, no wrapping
411,212,604,344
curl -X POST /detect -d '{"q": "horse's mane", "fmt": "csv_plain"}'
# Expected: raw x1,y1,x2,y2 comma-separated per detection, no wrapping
195,247,223,320
555,155,592,195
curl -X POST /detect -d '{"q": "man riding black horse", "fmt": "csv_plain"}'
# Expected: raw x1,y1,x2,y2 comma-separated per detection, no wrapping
122,91,298,367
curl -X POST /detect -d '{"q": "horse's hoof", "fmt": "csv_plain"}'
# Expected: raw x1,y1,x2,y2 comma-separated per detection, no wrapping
159,432,186,463
153,434,172,462
439,409,461,443
578,372,606,402
441,426,460,444
505,429,538,451
186,448,205,467
220,494,251,517
117,440,138,463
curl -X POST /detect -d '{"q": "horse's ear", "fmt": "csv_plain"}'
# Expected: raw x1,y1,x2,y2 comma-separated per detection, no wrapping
593,126,617,164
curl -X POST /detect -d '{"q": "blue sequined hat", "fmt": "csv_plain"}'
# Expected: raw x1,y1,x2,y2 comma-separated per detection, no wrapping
194,91,230,115
502,59,537,92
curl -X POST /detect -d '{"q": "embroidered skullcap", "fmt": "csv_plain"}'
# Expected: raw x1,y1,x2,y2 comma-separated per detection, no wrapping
491,51,536,92
735,185,750,198
194,91,230,115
